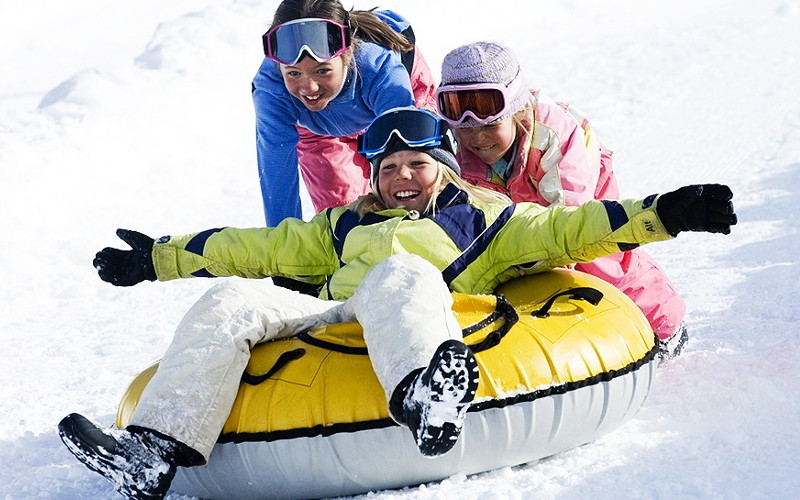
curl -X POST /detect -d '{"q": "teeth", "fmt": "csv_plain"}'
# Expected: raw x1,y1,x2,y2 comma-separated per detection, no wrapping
395,191,419,199
304,95,320,100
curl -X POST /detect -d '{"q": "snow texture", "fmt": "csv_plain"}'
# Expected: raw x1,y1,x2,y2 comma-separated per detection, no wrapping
1,0,799,498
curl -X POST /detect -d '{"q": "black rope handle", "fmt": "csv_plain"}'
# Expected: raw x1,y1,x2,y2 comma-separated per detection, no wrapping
464,294,519,353
241,348,306,385
296,331,369,355
531,287,603,318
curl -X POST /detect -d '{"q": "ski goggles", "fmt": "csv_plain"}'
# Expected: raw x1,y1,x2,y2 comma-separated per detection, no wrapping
263,18,351,65
358,108,454,160
435,78,524,127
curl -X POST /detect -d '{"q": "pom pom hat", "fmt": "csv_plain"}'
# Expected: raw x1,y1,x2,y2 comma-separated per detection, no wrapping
438,41,529,128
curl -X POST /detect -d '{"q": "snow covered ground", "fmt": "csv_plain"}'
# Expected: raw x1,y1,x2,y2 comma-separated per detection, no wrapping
2,0,799,498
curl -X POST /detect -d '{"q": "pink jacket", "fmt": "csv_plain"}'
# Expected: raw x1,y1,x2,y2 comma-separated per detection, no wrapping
456,90,685,340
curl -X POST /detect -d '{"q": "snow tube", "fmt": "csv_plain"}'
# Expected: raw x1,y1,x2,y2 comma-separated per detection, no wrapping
117,269,658,500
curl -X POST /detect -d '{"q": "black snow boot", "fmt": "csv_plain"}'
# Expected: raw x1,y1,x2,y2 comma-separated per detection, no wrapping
58,413,195,500
390,339,480,457
657,322,689,363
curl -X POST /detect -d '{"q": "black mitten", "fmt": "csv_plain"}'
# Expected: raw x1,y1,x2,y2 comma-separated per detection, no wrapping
656,184,737,236
93,229,157,286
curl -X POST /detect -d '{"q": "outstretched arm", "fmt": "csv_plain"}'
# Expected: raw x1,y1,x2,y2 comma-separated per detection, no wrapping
93,215,341,287
492,183,738,274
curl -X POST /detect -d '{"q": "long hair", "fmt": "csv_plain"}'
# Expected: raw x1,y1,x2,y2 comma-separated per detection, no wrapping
351,161,511,217
270,0,413,53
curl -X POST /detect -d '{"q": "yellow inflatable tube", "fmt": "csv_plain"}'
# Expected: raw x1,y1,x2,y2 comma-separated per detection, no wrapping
117,269,657,499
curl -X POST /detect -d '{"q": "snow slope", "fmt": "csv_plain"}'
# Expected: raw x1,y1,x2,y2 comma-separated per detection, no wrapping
1,0,799,498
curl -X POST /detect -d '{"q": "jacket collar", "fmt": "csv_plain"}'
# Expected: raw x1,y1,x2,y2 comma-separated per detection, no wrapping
432,184,469,212
334,60,358,103
328,46,361,104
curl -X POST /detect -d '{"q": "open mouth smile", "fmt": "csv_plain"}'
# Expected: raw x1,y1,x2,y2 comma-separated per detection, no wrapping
394,190,420,201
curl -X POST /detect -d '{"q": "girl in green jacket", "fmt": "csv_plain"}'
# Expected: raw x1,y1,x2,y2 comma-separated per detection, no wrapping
59,108,736,500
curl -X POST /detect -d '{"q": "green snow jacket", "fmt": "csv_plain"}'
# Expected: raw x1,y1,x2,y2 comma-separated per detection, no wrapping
151,185,673,301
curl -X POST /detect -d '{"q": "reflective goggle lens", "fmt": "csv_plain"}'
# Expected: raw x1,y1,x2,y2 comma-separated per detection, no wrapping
435,84,510,126
358,108,449,159
264,18,350,65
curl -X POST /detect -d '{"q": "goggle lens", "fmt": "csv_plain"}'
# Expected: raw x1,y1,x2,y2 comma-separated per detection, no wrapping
437,88,506,122
264,18,350,65
434,80,525,127
358,108,451,159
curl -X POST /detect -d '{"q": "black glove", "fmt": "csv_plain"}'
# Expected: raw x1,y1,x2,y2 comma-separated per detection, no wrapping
93,229,157,286
656,184,737,236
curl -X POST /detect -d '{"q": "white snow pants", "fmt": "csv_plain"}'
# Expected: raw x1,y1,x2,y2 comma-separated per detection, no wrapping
129,254,462,460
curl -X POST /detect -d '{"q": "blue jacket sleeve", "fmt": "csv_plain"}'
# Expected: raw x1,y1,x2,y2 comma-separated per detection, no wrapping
253,59,303,226
356,43,416,114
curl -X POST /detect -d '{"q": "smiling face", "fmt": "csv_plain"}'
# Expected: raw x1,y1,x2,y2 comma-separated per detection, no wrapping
376,150,441,213
279,53,347,111
455,118,517,165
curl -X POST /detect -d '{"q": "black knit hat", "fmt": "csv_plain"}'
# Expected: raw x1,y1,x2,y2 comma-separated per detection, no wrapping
369,138,461,186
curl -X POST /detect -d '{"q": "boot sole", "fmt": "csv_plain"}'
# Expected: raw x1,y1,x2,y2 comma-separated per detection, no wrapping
414,340,480,457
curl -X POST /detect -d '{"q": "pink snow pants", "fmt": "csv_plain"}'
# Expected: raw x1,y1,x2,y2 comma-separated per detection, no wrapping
575,248,686,340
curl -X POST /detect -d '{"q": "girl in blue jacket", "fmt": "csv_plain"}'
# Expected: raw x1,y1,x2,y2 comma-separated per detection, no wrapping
253,0,436,227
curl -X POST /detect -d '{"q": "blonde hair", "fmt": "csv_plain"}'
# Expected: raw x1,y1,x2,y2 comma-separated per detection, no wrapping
350,161,511,217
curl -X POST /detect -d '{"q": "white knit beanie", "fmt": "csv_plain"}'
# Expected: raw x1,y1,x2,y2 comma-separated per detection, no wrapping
440,41,529,128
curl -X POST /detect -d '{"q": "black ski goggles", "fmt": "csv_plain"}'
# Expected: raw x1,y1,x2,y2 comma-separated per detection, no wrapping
263,17,352,65
358,108,454,160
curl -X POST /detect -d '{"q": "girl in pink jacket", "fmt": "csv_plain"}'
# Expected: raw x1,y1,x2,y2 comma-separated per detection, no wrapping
436,41,687,360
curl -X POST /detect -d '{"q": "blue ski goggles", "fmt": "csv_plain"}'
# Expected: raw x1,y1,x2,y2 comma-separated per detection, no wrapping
263,17,352,65
358,108,454,160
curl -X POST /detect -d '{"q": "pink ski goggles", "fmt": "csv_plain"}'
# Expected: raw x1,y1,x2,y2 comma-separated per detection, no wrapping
263,18,351,65
435,79,524,127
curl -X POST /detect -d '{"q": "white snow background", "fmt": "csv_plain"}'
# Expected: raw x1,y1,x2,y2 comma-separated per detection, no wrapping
1,0,799,498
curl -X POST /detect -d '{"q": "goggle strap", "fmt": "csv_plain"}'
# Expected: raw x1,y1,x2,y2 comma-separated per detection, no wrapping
341,11,352,47
343,10,352,30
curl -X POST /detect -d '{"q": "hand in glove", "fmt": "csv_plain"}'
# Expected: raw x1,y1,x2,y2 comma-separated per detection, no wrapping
656,184,737,236
93,229,157,286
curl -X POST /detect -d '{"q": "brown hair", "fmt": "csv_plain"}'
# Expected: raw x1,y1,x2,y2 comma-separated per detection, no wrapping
270,0,413,53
